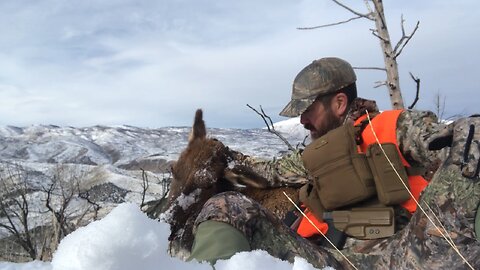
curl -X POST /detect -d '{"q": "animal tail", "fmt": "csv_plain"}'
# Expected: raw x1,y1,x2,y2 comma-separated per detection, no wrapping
190,109,206,142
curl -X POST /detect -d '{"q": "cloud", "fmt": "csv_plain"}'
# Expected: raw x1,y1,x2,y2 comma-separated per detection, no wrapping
0,0,478,127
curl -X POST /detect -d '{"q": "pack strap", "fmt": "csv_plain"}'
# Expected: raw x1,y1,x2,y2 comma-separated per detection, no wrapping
353,112,379,145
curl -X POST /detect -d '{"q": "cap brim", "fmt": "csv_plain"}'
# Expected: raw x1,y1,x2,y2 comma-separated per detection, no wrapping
279,98,315,117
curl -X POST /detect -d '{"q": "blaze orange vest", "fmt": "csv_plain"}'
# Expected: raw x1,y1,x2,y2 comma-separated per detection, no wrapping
297,110,429,238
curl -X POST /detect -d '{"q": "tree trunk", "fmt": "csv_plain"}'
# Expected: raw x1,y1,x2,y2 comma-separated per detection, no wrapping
372,0,405,109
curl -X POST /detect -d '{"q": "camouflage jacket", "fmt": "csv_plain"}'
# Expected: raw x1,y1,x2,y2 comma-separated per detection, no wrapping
189,99,480,269
231,98,447,189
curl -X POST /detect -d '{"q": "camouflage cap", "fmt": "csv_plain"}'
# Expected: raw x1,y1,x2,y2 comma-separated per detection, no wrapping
279,57,356,117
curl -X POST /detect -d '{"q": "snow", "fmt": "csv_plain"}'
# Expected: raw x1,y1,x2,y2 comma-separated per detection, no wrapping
0,204,333,270
0,124,307,166
273,117,310,141
177,189,201,211
0,261,51,270
0,121,326,270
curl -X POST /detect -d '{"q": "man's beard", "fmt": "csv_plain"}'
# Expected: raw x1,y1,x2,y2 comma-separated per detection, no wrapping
305,109,343,140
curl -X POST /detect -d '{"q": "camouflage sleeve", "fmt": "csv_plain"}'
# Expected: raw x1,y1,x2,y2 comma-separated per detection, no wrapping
229,149,309,187
396,110,448,176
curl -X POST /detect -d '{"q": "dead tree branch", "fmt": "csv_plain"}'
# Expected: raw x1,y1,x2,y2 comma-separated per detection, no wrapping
393,16,420,59
331,0,373,20
140,168,149,208
408,72,421,109
78,191,100,221
297,134,310,149
246,104,295,152
159,171,171,200
353,66,387,71
369,28,388,42
374,81,388,88
297,16,363,30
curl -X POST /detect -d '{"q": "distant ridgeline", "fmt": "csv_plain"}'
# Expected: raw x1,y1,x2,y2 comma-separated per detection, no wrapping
0,123,302,262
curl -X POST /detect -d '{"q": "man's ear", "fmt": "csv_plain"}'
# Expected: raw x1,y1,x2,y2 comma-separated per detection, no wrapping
331,92,348,117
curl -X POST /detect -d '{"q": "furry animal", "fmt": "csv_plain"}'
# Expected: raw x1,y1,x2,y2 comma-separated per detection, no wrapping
160,109,298,257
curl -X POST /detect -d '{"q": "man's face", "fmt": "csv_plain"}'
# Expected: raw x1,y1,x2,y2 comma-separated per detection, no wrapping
300,99,342,140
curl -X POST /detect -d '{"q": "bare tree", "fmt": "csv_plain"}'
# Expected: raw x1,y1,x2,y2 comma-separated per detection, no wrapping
0,163,38,260
43,165,79,245
299,0,420,109
41,164,101,258
140,168,171,210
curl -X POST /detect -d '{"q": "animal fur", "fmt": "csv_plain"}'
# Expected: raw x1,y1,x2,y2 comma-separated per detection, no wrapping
161,109,298,256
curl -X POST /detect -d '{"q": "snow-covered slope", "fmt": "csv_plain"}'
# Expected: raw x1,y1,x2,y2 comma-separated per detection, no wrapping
0,124,305,165
0,123,307,216
273,117,310,142
0,122,308,266
0,204,332,270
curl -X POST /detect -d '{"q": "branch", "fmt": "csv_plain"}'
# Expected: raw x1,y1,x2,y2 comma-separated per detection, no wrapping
297,16,363,30
408,72,421,109
331,0,373,20
78,191,101,221
43,182,56,214
363,0,374,15
353,66,387,71
370,28,388,42
394,18,420,59
246,104,295,151
374,80,387,88
0,222,16,235
297,134,310,149
140,168,149,208
160,171,171,200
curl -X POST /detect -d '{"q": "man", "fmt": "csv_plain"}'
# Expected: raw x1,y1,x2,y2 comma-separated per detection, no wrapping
278,58,433,240
187,57,480,268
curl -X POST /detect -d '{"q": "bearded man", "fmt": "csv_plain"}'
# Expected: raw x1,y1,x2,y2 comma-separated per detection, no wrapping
185,58,480,269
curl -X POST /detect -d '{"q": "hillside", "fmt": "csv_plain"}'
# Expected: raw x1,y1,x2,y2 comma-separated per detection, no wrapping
0,121,306,263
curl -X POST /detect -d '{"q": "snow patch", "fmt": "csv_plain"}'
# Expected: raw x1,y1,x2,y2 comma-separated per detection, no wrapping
50,203,211,270
272,117,309,141
178,189,202,210
1,203,334,270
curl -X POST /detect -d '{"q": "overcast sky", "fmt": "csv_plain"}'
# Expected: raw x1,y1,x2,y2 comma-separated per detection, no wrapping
0,0,478,128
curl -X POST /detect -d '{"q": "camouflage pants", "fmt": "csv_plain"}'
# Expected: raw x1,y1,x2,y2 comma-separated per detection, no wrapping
193,191,354,269
192,165,480,270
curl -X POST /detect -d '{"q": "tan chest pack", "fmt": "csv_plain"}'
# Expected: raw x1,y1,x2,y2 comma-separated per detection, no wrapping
301,122,411,211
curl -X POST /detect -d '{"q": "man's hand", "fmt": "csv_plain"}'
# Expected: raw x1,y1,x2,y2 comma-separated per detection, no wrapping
429,115,480,179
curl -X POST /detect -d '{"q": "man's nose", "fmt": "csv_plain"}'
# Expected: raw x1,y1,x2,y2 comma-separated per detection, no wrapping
300,113,308,125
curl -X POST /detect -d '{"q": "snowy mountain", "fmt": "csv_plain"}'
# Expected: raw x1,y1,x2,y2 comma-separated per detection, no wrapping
0,122,305,165
273,117,310,142
0,123,306,217
0,121,316,269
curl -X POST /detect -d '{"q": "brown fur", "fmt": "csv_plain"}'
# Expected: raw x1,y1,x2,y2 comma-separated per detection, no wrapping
243,186,298,218
168,109,298,216
164,109,299,256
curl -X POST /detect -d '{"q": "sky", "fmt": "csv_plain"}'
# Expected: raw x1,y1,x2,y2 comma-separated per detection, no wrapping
0,0,478,128
0,203,330,270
